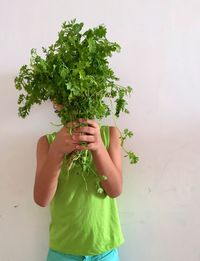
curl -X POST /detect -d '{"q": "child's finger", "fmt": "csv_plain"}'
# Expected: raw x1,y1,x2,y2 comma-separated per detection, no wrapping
72,134,95,143
78,118,99,128
75,126,95,135
75,145,87,150
65,121,79,128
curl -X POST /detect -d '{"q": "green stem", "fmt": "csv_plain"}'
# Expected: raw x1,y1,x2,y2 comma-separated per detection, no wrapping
81,171,88,191
49,121,63,127
108,96,129,155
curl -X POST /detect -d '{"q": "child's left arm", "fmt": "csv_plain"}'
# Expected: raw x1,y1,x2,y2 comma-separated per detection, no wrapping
73,118,122,198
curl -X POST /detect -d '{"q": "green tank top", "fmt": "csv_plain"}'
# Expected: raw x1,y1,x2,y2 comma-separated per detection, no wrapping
46,125,125,256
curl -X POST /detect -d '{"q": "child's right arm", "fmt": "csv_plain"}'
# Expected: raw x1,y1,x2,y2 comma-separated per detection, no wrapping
33,122,79,207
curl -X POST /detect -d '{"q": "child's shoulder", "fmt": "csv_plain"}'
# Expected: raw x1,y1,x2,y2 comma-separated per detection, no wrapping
100,125,121,143
37,131,56,146
106,125,120,133
107,126,121,143
35,135,50,154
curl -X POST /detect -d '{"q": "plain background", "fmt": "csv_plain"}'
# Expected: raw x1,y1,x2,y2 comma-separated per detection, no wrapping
0,0,200,260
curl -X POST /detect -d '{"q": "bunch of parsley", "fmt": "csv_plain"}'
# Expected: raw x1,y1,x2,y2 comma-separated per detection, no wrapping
14,19,138,193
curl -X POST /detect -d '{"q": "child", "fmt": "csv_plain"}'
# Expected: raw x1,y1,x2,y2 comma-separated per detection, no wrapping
33,100,125,261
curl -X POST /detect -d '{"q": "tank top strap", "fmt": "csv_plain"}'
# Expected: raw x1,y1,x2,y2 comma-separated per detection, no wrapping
46,132,57,145
100,125,110,149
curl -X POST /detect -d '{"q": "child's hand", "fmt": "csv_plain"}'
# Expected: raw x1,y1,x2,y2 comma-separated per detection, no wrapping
72,118,104,152
50,121,81,155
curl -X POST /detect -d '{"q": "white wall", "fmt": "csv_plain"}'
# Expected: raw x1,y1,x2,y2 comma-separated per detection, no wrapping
0,0,200,260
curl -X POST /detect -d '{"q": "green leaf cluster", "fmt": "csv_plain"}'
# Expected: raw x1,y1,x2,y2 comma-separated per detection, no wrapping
15,19,129,124
14,19,139,192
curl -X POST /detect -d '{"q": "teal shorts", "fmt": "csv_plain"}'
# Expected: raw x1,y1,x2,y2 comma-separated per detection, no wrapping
47,248,120,261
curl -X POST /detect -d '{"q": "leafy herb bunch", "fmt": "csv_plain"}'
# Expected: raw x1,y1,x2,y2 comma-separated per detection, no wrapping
14,19,139,193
